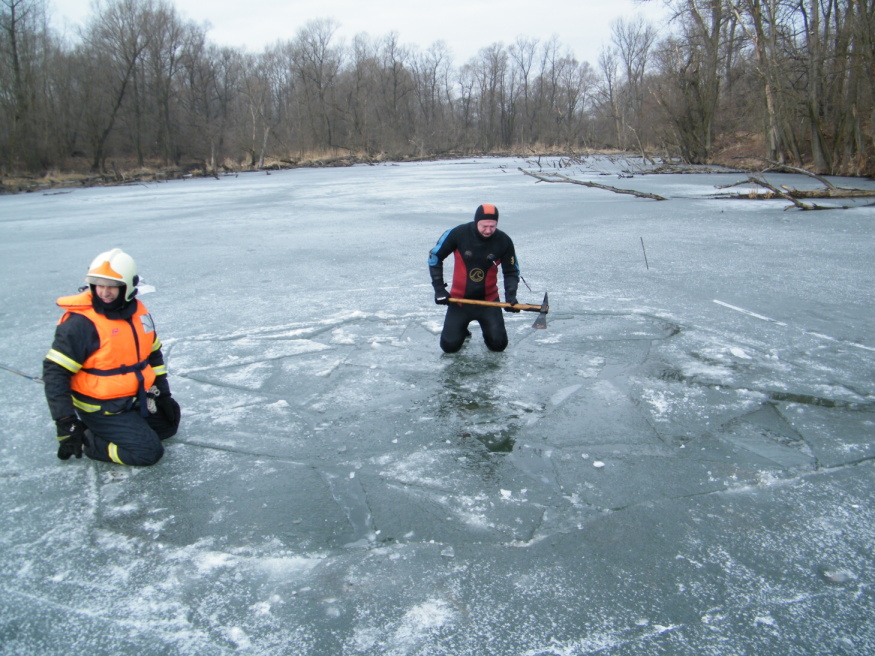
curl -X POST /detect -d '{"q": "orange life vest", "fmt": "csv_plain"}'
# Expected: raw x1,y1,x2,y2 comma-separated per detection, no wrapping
56,291,157,401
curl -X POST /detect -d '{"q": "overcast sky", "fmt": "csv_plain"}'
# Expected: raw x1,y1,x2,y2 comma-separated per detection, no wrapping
49,0,671,66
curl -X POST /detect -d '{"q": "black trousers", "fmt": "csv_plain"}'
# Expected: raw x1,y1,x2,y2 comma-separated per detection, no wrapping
440,303,508,353
79,406,178,466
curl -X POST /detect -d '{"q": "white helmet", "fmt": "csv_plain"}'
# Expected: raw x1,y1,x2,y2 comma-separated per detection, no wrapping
85,248,139,302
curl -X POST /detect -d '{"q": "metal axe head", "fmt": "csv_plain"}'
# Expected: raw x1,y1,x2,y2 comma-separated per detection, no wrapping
532,292,549,329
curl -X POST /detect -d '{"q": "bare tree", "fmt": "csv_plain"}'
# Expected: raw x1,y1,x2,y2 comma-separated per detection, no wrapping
555,58,597,147
651,0,730,162
597,46,624,147
455,61,477,149
472,43,509,149
729,0,800,164
291,18,342,151
0,0,49,170
508,37,538,145
833,0,874,174
140,0,188,166
80,0,156,172
410,40,455,153
337,33,377,153
610,16,658,146
375,32,415,153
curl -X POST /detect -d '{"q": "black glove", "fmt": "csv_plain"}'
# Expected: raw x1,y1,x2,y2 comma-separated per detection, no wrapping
504,295,520,313
156,394,181,428
433,283,450,305
56,417,87,460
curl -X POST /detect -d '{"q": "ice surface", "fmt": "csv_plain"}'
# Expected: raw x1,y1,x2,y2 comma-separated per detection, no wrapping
1,158,874,654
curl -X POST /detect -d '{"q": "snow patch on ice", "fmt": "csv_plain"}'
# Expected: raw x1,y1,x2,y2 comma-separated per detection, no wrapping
224,626,251,649
754,614,776,626
730,347,752,359
451,492,495,529
389,599,457,650
379,450,454,489
350,598,458,654
330,328,357,345
104,503,139,516
254,555,322,577
194,551,236,574
520,622,681,655
641,389,673,421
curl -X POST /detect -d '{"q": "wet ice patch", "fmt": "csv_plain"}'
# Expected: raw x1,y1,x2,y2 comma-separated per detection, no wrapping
213,361,274,390
172,335,331,374
681,357,735,382
209,402,258,427
550,384,582,407
283,354,344,378
378,450,453,489
576,356,605,378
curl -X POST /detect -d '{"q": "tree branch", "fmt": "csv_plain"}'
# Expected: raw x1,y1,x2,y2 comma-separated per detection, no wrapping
732,155,837,189
518,168,667,200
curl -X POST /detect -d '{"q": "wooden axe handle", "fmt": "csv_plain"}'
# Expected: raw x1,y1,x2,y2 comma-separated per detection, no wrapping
448,298,547,313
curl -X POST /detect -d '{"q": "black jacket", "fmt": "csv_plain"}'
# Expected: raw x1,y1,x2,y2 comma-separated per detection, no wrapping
428,222,520,301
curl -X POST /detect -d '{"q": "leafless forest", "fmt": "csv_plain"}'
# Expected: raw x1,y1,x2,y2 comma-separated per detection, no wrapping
1,0,873,180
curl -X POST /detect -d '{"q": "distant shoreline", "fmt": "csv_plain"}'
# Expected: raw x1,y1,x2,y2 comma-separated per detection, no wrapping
3,150,869,196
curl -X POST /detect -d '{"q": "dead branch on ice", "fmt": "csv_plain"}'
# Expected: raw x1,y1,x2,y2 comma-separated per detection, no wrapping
518,168,667,200
712,156,875,209
735,156,838,189
749,175,819,210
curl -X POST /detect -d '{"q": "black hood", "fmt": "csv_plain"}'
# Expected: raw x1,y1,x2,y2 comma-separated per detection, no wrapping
90,285,136,320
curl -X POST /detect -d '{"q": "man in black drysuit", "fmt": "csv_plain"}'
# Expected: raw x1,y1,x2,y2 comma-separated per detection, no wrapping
428,203,521,353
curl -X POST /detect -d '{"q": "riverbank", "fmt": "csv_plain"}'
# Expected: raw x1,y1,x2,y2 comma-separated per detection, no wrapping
0,148,739,195
2,147,869,195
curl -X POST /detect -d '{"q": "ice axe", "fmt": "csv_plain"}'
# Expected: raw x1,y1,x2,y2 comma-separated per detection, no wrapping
448,292,550,329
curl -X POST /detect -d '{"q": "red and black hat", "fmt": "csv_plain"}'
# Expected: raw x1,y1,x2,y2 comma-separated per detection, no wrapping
474,203,499,224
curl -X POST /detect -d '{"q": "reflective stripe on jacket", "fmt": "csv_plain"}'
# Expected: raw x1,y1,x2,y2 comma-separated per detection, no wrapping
46,291,158,404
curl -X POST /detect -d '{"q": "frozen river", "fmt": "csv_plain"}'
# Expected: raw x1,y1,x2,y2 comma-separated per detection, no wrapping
1,157,873,655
